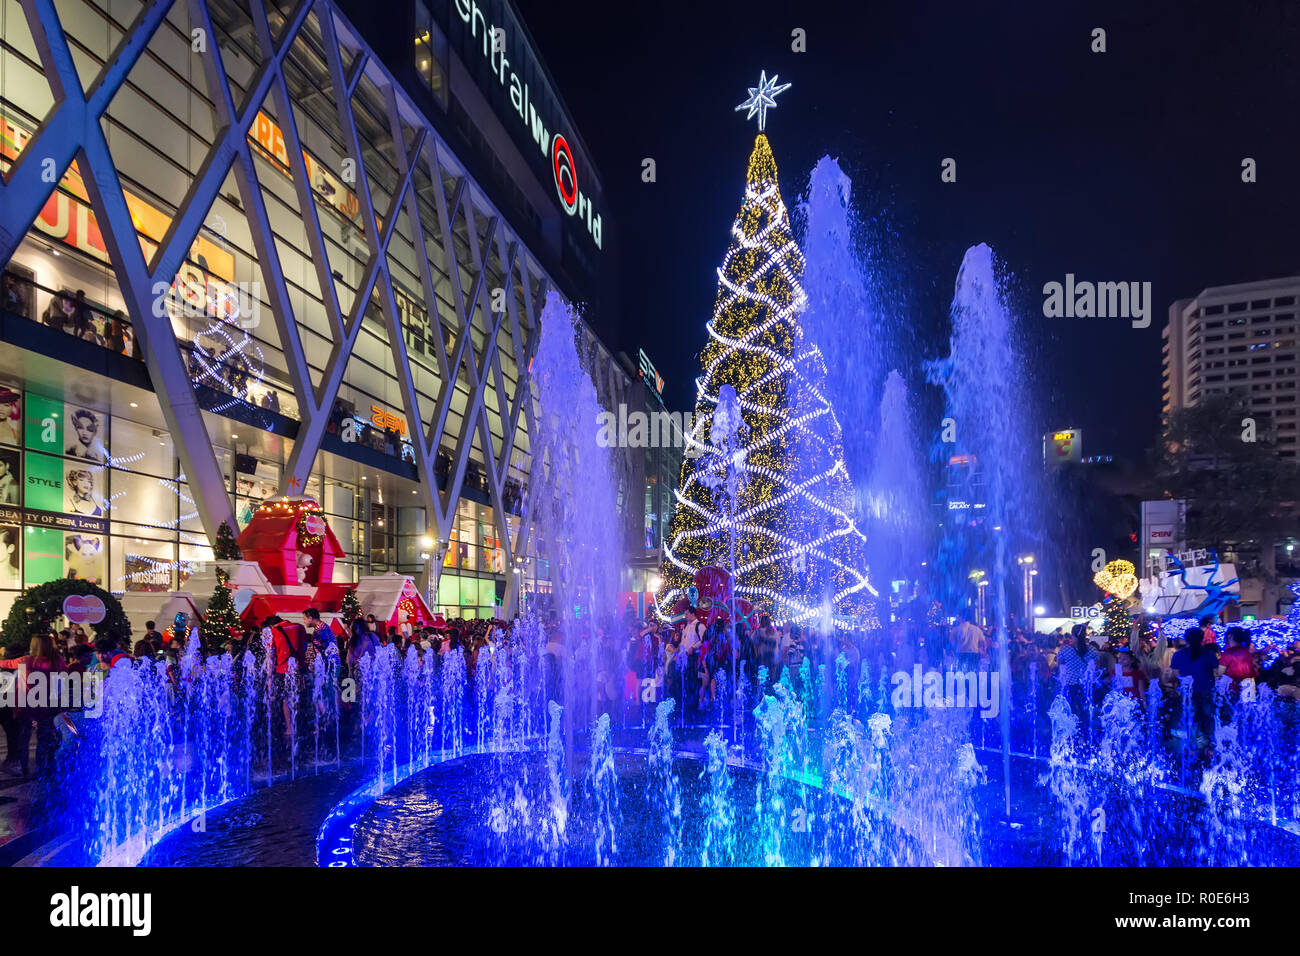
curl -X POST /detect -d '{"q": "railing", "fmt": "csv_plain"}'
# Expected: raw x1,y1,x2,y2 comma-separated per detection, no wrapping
2,271,520,490
2,269,138,357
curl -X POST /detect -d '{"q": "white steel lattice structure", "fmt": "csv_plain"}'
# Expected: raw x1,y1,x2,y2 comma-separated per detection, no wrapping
0,0,613,608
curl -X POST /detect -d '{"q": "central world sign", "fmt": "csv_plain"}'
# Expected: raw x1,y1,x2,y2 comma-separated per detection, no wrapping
453,0,603,250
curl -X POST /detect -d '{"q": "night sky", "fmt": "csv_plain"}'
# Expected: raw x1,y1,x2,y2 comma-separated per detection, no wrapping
518,0,1300,462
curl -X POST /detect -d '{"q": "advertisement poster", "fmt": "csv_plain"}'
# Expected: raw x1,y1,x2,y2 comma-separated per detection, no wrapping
0,386,20,446
64,532,105,585
0,524,18,587
0,446,18,505
24,393,62,452
23,526,61,587
65,406,109,463
64,462,107,517
24,451,63,511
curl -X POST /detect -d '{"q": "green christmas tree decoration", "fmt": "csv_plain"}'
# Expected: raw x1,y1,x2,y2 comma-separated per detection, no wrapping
214,519,242,561
200,569,243,650
1100,595,1133,645
340,587,362,624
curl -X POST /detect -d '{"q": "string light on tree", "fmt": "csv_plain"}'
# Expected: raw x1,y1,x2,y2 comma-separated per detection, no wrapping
1094,559,1138,642
658,76,875,630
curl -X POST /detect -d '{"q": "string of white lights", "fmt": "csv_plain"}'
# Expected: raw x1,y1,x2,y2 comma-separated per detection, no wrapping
659,139,872,628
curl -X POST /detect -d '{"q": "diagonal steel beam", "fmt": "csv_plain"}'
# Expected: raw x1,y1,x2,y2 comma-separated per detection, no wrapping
0,0,174,258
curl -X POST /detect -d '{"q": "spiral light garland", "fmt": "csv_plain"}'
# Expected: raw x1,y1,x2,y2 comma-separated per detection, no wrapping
657,134,875,630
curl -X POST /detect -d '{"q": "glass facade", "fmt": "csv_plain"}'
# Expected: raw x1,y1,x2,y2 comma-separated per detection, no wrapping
0,0,643,620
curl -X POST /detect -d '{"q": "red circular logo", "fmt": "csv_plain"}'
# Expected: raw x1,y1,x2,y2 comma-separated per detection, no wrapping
552,134,578,215
63,594,107,625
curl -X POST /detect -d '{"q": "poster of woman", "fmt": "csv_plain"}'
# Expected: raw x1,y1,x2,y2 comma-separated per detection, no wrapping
0,448,18,505
65,465,106,516
65,533,104,585
65,406,109,463
0,526,19,588
0,387,20,446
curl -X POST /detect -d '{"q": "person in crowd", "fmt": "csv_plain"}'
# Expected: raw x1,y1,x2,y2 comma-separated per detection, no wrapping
303,607,333,666
594,627,620,722
132,639,155,661
42,289,74,333
1113,647,1149,705
1169,627,1219,743
1135,627,1168,683
266,615,307,675
781,623,805,674
2,273,25,315
679,608,705,721
1218,626,1259,693
0,644,27,776
347,617,378,676
1264,640,1300,699
1054,624,1099,716
955,613,984,670
106,311,128,353
755,613,780,688
144,621,165,655
1095,639,1117,677
663,629,681,713
72,300,103,346
66,642,95,675
265,615,308,749
95,633,131,670
0,633,68,777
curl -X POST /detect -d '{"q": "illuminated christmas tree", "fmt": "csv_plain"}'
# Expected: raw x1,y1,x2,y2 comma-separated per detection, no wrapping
658,109,874,629
214,519,242,561
1099,595,1133,644
340,587,362,625
200,569,242,649
1094,559,1137,644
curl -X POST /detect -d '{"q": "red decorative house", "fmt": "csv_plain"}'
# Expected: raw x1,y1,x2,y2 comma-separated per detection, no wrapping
237,496,344,587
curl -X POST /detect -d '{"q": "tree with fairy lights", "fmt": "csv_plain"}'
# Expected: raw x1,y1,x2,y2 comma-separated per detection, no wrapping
1094,559,1138,644
657,72,874,629
199,569,242,650
340,587,362,625
214,519,242,561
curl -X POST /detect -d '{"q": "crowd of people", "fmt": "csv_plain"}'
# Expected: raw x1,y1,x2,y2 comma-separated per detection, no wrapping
0,612,514,779
583,606,1300,746
3,601,1297,779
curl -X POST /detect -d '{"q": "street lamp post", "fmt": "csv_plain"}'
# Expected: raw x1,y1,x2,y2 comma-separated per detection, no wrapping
1017,555,1035,625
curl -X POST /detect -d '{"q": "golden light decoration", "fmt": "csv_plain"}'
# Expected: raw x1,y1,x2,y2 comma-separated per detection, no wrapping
1094,559,1138,599
656,133,873,630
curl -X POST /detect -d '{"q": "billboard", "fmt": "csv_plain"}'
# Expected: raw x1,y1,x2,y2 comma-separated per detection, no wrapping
1140,499,1187,577
1044,429,1082,464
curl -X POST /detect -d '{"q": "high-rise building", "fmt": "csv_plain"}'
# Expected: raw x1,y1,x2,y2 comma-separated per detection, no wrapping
1163,276,1300,458
0,0,630,621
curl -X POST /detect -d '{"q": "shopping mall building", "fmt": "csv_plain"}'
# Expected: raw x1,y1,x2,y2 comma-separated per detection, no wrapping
0,0,664,622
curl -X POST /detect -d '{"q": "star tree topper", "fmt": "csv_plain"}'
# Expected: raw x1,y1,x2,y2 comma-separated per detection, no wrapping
735,70,791,132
